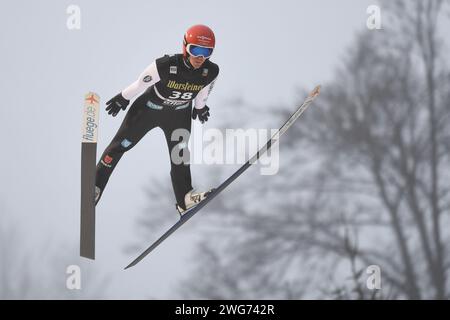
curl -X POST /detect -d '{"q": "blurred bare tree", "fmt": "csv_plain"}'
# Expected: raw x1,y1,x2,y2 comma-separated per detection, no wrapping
295,0,450,299
136,0,450,299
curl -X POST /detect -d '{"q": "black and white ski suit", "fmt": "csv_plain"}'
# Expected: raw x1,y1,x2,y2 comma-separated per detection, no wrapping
96,54,219,208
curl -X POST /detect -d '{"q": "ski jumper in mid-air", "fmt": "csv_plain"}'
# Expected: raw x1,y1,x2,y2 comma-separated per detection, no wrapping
95,24,219,215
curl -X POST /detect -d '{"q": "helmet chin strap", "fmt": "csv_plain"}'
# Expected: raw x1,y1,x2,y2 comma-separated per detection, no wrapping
183,55,195,69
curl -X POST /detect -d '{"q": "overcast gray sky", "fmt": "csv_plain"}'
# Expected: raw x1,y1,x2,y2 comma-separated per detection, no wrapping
1,0,384,298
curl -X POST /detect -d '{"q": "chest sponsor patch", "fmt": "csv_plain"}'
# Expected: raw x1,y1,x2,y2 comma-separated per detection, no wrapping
170,66,177,74
167,80,204,91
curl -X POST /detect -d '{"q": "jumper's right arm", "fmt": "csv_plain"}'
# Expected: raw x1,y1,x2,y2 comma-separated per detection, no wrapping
106,62,161,117
121,61,161,100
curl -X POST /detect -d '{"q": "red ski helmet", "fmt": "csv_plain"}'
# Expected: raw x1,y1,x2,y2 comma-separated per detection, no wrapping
183,24,215,58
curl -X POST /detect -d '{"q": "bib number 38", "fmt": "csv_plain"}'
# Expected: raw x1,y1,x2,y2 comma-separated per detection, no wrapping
169,91,193,100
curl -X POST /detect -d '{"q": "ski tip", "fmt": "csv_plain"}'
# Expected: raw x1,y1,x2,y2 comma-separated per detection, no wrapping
84,92,100,104
310,85,321,98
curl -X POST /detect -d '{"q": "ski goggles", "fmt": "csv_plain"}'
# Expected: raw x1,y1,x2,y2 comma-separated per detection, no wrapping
186,44,214,58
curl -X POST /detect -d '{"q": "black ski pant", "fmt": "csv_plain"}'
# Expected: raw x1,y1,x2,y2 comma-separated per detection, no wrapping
96,93,193,208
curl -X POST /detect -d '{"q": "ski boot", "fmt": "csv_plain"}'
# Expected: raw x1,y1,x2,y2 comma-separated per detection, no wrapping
176,188,214,217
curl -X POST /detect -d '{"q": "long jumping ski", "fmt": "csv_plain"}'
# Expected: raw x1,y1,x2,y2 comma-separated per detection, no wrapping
125,85,321,269
80,92,100,259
